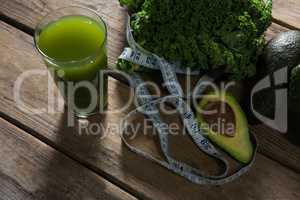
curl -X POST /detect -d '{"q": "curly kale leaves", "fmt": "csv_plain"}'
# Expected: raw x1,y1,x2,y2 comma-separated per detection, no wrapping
119,0,272,79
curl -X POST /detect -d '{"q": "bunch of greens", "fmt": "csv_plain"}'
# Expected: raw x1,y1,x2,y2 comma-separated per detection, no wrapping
119,0,272,79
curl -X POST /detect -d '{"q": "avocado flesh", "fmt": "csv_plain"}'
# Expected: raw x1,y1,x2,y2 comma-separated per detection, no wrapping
197,92,254,164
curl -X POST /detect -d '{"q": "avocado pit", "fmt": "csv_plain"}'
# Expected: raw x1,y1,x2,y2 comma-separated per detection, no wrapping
201,101,236,137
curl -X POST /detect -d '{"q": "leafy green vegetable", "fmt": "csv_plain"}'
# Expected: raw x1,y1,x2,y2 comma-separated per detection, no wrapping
119,0,272,79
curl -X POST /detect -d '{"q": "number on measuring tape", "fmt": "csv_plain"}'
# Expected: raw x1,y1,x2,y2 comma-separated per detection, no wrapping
118,15,257,185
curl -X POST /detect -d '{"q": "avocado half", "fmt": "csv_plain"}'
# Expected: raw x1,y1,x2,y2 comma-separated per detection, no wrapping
197,91,254,164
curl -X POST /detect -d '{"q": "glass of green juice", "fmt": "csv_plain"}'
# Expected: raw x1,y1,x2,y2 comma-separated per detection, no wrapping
34,6,108,118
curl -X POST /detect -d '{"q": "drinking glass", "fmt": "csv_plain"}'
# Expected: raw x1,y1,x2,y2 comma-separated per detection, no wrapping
34,6,108,118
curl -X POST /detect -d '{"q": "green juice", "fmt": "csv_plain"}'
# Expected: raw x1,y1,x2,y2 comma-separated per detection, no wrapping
37,15,108,114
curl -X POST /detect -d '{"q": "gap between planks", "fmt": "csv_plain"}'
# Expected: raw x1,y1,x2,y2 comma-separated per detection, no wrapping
0,116,137,200
0,93,140,199
0,7,299,174
0,18,299,199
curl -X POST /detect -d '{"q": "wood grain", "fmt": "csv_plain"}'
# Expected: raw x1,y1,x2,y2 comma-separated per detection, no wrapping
273,0,300,30
0,0,127,66
2,0,300,31
0,0,298,65
0,117,136,200
0,21,300,200
250,124,300,173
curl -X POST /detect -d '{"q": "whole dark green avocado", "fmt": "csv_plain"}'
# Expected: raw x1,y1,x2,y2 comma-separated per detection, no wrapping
254,31,300,145
260,31,300,74
260,31,300,105
254,31,300,118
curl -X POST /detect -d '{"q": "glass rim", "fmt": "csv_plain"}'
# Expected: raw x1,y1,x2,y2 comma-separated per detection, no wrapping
34,6,107,66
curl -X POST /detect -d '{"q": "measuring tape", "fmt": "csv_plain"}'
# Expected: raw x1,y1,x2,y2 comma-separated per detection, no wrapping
118,15,258,185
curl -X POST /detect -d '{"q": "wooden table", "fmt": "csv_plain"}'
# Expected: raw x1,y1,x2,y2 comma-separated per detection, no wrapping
0,1,299,199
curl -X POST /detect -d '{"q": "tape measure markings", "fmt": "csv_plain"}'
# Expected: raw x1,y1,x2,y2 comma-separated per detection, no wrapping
118,14,258,185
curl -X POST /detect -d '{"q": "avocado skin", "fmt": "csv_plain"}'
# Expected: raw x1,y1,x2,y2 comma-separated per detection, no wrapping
255,31,300,145
253,31,300,120
289,65,300,102
197,92,254,164
260,31,300,74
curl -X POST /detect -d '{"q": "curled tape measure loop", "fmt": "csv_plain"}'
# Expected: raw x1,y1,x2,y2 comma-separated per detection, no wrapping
119,15,258,185
121,77,257,184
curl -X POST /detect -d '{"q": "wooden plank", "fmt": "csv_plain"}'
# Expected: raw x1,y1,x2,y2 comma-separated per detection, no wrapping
0,0,127,67
0,0,296,65
0,0,299,172
1,21,300,200
250,124,300,173
0,0,293,92
273,0,300,30
2,0,300,32
0,117,136,200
